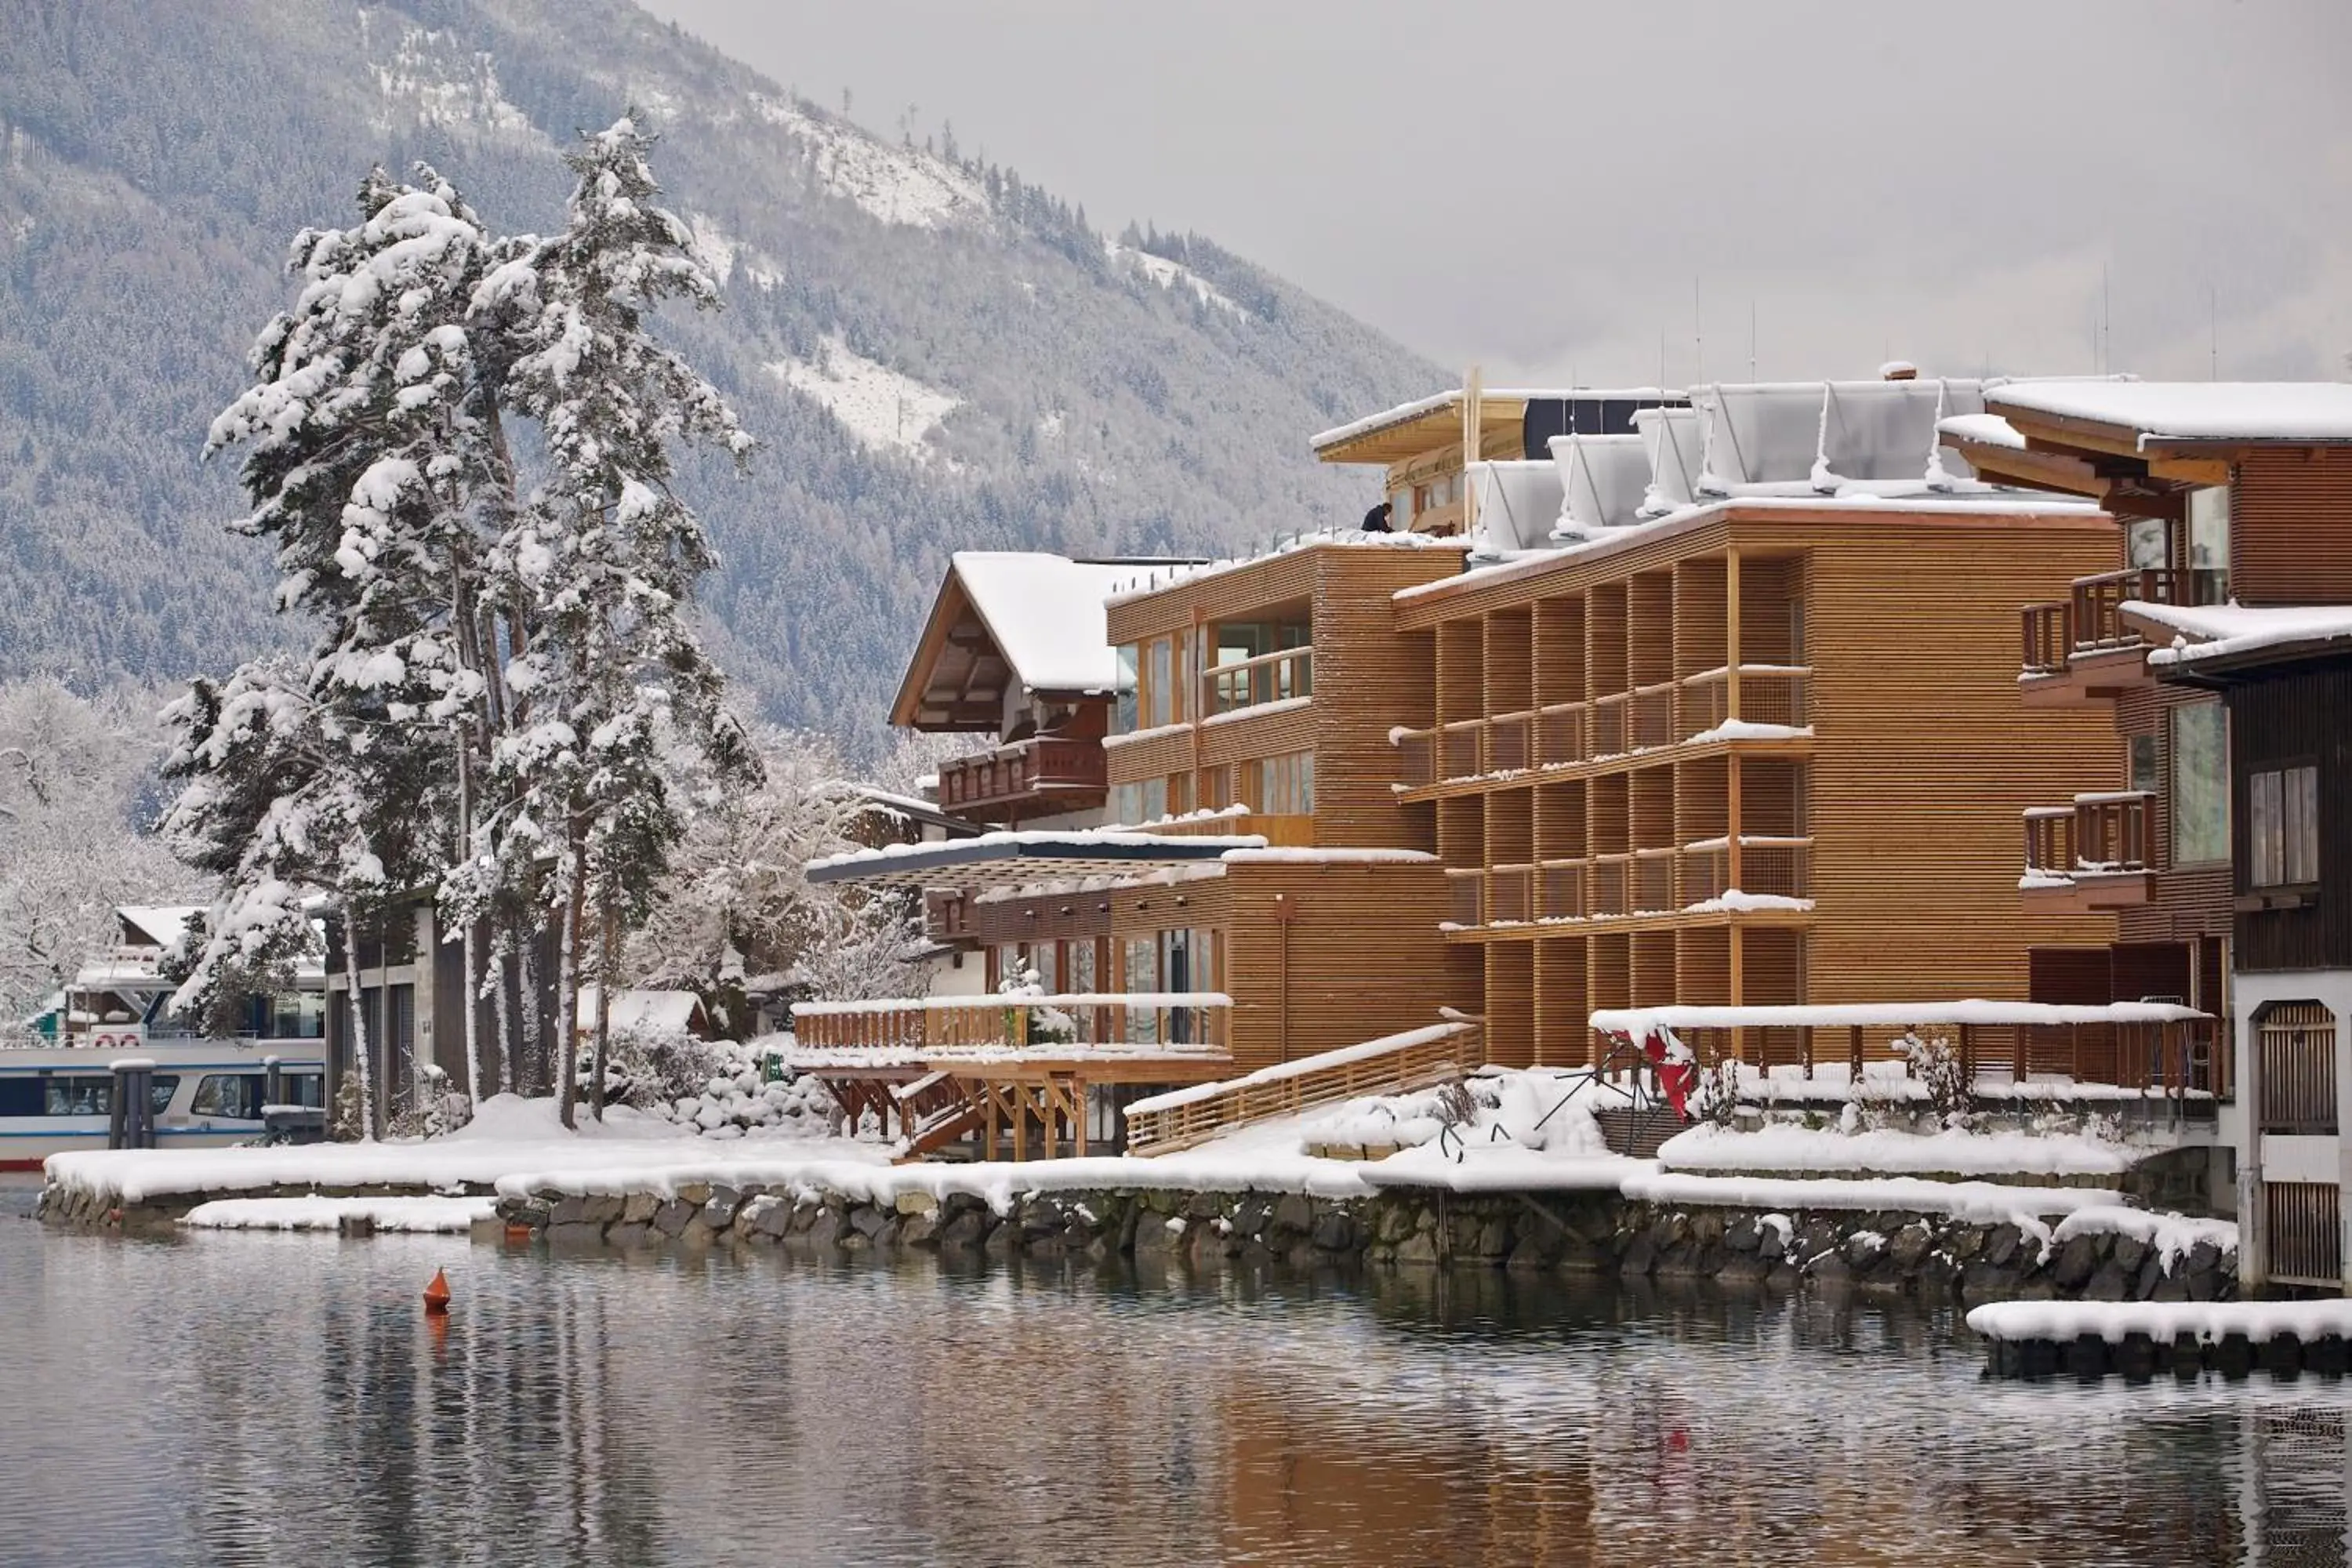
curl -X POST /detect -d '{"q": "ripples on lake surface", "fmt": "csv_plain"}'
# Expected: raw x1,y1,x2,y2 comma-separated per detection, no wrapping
1,1198,2347,1566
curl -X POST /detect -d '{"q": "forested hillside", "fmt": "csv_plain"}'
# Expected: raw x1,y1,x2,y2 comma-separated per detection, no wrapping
0,0,1439,743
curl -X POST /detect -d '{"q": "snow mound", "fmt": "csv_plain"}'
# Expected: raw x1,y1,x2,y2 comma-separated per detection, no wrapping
180,1196,495,1233
748,95,992,230
767,336,960,459
1657,1123,2136,1178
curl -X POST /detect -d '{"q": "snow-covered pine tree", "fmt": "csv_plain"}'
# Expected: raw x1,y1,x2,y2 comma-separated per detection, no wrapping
474,116,759,1125
178,167,510,1129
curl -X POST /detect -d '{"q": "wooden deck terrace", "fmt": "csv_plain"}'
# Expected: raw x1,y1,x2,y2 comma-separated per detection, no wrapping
790,993,1238,1159
1586,1001,2227,1105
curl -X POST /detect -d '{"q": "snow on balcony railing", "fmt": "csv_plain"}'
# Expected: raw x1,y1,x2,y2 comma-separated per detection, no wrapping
791,993,1232,1057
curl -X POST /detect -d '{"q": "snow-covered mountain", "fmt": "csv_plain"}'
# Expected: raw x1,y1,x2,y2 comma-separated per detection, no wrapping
0,0,1439,742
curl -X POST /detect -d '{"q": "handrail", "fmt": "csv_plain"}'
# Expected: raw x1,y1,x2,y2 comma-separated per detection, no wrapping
1205,646,1313,717
1124,1022,1479,1155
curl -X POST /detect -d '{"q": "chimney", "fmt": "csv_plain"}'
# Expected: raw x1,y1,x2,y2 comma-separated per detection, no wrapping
1879,360,1918,382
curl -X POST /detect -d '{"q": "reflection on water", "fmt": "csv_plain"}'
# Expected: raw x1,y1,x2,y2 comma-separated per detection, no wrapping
2,1206,2347,1566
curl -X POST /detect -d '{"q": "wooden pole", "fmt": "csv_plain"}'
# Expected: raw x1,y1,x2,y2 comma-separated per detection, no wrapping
1725,545,1743,720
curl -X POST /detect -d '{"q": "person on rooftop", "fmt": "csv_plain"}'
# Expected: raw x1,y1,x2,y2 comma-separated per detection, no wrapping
1360,499,1392,533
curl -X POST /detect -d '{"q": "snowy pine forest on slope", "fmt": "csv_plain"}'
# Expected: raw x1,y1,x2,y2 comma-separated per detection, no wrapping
0,0,1440,743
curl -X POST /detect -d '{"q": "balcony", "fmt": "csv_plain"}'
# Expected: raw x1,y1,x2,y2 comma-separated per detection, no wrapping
936,735,1106,821
1204,647,1312,718
792,992,1232,1059
2020,792,2154,909
1393,667,1813,796
1680,837,1813,906
1442,840,1816,929
2020,568,2228,690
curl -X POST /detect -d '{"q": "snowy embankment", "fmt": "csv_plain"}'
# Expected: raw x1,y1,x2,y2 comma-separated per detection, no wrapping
44,1094,890,1210
1657,1122,2135,1180
180,1196,496,1233
1968,1299,2352,1347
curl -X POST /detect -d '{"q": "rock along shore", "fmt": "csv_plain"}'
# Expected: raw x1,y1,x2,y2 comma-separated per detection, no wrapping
493,1179,2238,1305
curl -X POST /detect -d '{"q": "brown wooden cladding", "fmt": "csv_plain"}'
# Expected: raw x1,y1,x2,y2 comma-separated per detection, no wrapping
960,862,1477,1073
1399,503,2123,1054
2229,659,2352,973
2232,451,2352,607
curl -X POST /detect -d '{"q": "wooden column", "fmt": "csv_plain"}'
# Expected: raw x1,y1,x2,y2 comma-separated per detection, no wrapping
1071,1076,1089,1158
1011,1083,1030,1163
1725,546,1742,722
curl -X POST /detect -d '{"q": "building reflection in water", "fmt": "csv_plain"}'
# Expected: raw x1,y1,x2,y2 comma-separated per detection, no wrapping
4,1226,2350,1566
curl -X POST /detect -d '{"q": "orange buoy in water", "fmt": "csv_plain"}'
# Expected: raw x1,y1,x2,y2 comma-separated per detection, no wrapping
423,1267,452,1316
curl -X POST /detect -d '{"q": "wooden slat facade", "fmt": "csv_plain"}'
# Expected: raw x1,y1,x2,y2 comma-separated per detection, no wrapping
1387,503,2125,1063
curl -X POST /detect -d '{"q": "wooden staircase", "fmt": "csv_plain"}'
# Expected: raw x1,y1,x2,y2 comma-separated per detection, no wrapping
892,1073,989,1160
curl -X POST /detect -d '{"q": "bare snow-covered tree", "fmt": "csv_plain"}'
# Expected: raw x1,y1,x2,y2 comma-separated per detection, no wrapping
0,680,206,1033
625,727,922,1036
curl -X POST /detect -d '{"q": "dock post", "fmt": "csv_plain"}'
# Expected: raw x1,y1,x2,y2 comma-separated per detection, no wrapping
112,1059,155,1149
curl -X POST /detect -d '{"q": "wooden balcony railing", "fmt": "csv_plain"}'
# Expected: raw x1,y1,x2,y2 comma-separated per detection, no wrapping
1205,647,1312,717
936,736,1105,816
1632,848,1677,914
1680,838,1813,904
1124,1021,1480,1155
1631,683,1677,750
1588,1008,2227,1102
1446,868,1483,928
793,993,1232,1055
2021,602,2071,676
1537,702,1587,767
2073,567,2227,652
1489,712,1532,772
2026,568,2230,675
2023,794,2151,880
1679,666,1813,737
1591,855,1630,918
1541,858,1587,920
1440,719,1483,782
1396,728,1436,788
1490,864,1534,923
1592,695,1628,758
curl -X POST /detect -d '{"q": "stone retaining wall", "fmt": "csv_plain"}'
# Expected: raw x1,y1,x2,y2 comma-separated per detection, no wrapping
493,1181,2238,1304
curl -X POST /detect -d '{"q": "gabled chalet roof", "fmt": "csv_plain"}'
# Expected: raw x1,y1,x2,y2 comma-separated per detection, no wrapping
1985,381,2352,448
889,552,1198,731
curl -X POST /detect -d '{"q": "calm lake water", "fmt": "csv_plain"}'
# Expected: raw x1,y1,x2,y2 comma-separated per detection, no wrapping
2,1184,2348,1567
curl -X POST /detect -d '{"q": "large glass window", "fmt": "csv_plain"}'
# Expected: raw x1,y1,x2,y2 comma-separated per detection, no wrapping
1114,644,1139,734
2249,764,2320,888
2125,517,2169,571
1123,936,1159,1044
2172,702,2229,866
2189,485,2230,598
1145,638,1173,729
1251,751,1315,815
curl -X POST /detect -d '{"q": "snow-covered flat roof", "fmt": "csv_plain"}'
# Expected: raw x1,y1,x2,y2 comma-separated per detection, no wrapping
1988,380,2352,445
1308,387,1671,454
805,826,1266,887
1103,531,1470,608
2128,601,2352,670
949,553,1152,694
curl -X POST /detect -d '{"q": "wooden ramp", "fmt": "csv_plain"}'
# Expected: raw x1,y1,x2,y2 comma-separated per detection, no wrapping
1592,1105,1687,1160
1123,1021,1482,1156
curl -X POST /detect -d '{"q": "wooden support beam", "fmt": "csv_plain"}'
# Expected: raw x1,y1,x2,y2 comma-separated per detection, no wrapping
1072,1076,1089,1158
1725,545,1742,719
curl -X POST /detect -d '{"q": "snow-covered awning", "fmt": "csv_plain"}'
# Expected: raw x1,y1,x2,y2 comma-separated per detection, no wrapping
804,827,1266,891
2117,600,2352,677
1590,1000,2209,1036
1987,380,2352,448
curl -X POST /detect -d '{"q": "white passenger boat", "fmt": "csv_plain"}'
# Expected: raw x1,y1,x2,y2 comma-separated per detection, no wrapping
7,906,331,1168
0,1039,328,1168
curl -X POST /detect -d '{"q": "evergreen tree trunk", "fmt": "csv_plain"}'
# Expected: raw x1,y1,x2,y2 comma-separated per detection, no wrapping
590,890,615,1120
342,909,376,1142
555,833,587,1131
495,934,516,1096
518,923,545,1095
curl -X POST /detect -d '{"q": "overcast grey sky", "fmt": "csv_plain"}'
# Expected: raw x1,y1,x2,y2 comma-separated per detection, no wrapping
643,0,2350,387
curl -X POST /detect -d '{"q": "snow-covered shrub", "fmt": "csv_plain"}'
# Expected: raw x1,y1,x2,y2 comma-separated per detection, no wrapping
618,1032,845,1140
997,956,1076,1045
1894,1030,1972,1127
387,1063,474,1140
1691,1059,1741,1127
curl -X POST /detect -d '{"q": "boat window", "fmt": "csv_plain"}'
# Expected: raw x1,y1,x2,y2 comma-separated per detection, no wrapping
35,1075,180,1116
193,1074,268,1120
0,1078,42,1117
281,1072,326,1109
